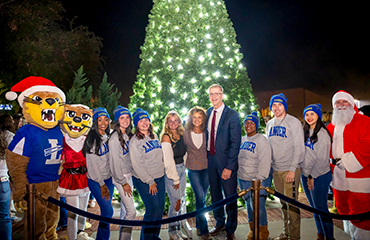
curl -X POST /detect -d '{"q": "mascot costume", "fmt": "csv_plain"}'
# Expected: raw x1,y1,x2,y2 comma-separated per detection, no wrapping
57,104,93,240
6,76,65,240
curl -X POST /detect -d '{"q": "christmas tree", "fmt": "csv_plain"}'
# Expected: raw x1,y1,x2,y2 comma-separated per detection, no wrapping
129,0,257,132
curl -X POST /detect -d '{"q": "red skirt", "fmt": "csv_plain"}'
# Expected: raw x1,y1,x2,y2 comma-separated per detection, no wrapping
57,169,90,196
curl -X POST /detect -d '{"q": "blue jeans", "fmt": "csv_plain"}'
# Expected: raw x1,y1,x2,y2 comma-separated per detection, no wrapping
58,197,68,229
133,176,165,240
238,168,273,226
188,169,210,235
0,181,11,240
165,163,187,231
87,178,114,240
301,171,334,240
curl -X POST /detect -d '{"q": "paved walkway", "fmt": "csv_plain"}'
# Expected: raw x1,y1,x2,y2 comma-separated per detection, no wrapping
12,192,350,239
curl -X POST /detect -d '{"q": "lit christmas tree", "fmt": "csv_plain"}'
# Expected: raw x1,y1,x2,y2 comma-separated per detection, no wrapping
129,0,257,132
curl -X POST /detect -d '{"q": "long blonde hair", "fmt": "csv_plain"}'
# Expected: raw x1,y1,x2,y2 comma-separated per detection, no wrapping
161,110,184,142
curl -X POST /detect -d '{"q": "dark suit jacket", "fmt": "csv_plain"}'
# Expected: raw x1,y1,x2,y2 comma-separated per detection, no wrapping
206,104,241,171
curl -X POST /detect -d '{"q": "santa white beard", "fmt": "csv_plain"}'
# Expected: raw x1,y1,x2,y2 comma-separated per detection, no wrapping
332,106,355,126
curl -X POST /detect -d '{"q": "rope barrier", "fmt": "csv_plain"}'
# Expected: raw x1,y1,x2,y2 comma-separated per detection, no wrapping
265,187,370,220
45,191,243,226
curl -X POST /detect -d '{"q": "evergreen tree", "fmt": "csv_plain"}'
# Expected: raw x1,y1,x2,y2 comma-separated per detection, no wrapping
93,73,122,118
129,0,257,133
66,66,93,106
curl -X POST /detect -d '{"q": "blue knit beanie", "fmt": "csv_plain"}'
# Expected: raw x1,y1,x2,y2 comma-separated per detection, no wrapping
113,106,131,122
269,93,288,111
243,111,259,129
133,108,150,127
93,107,110,122
303,104,322,120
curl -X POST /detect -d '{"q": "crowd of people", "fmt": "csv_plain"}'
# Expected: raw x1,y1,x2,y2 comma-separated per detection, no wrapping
1,83,369,240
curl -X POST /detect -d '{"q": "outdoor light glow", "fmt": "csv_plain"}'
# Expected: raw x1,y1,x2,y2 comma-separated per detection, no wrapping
191,48,195,53
191,78,196,83
170,87,175,93
170,102,175,108
206,34,210,39
199,56,205,61
207,43,212,48
220,28,224,33
182,107,188,114
214,71,220,77
201,69,206,74
225,47,230,51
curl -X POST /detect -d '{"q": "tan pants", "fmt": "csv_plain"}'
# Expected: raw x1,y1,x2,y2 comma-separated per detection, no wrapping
25,180,60,240
273,168,301,240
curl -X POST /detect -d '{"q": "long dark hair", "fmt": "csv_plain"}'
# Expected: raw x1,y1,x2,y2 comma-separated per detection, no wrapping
134,123,155,140
83,118,110,157
0,114,15,133
110,120,133,151
303,118,332,144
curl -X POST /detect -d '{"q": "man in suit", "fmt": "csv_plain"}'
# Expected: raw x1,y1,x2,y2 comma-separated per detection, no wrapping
206,84,241,240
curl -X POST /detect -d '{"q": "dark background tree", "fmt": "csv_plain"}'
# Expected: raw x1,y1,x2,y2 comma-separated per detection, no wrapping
0,0,104,93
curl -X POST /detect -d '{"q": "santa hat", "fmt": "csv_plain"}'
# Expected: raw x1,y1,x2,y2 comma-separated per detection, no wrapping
6,76,65,108
332,90,358,112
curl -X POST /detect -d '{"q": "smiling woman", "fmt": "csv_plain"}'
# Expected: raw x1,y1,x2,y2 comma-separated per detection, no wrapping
83,107,114,240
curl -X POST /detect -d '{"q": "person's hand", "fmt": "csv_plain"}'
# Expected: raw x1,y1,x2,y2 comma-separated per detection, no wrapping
336,159,345,170
285,171,295,183
173,183,180,190
123,183,132,197
100,184,110,200
307,178,314,191
174,199,181,211
149,182,158,195
221,168,232,180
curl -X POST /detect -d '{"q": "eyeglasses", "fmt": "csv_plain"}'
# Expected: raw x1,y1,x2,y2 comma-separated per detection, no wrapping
209,92,222,97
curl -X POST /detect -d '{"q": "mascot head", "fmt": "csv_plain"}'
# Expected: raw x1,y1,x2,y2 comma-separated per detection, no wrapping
6,76,65,129
61,104,92,138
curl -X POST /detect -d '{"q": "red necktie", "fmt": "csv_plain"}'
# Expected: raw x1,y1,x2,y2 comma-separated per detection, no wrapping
210,110,217,155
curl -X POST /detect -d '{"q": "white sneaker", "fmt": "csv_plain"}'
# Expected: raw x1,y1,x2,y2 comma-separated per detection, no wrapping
77,231,94,240
10,212,22,223
88,200,96,208
181,221,193,239
169,231,184,240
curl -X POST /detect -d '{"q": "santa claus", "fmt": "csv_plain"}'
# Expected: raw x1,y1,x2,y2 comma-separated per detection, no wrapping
327,90,370,239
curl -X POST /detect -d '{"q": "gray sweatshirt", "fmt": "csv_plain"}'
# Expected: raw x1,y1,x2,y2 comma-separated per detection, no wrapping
238,133,271,181
109,132,132,186
86,135,111,186
266,114,305,172
129,133,164,186
300,128,331,178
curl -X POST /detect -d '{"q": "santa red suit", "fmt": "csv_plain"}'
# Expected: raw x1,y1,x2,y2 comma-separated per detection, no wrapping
327,90,370,233
57,135,90,196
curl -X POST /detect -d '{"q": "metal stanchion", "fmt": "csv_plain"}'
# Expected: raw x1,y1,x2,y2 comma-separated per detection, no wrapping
27,184,36,240
252,179,261,240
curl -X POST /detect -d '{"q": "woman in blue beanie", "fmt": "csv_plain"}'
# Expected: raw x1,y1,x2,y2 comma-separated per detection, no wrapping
83,107,114,240
300,104,334,240
129,108,165,240
109,106,136,240
237,111,272,240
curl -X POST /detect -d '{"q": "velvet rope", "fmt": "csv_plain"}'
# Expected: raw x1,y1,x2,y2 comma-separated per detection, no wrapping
272,190,370,220
47,193,239,226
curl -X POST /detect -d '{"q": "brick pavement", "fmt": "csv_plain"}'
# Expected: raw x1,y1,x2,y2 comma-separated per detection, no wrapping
12,191,343,238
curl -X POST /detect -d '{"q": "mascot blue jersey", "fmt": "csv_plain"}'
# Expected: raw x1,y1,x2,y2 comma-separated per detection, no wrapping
8,124,63,183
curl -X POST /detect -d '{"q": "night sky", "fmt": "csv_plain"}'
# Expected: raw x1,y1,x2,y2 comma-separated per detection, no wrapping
61,0,370,106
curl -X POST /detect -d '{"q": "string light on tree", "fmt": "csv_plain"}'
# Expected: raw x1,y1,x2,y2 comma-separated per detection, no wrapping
129,0,257,132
